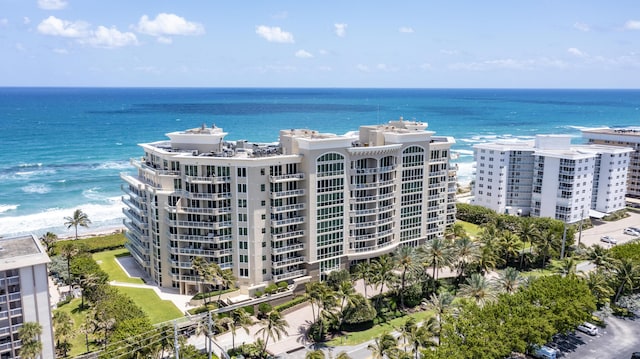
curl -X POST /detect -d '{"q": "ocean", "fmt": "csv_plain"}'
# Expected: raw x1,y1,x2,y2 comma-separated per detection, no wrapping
0,88,638,238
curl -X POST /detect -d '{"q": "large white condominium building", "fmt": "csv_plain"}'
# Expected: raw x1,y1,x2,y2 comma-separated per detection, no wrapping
473,135,631,223
0,235,54,359
122,119,457,294
582,128,640,198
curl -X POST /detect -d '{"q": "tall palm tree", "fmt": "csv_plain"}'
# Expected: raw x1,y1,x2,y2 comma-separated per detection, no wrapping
305,281,332,323
408,323,434,359
517,220,540,269
458,273,496,307
395,317,416,352
425,291,454,345
217,267,235,305
553,257,578,277
418,237,454,293
59,242,79,286
367,332,397,359
64,209,92,240
498,230,521,267
452,237,481,283
53,311,75,357
536,229,557,268
39,231,58,256
496,267,522,294
351,261,372,298
18,322,43,359
256,311,289,358
78,273,100,309
582,270,614,307
335,352,352,359
306,350,326,359
371,255,397,297
613,258,640,303
394,245,417,308
228,308,253,350
585,245,617,271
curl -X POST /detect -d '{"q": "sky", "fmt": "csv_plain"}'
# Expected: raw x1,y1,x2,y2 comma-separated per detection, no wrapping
0,0,639,88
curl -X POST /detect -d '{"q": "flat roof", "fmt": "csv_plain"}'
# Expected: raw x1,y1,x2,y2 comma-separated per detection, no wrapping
0,235,50,271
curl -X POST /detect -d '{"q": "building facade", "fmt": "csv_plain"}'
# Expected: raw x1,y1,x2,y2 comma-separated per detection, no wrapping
582,128,640,198
122,119,456,294
473,135,631,223
0,235,54,359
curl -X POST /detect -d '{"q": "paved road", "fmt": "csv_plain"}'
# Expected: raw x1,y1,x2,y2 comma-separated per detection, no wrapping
576,212,640,248
553,315,640,359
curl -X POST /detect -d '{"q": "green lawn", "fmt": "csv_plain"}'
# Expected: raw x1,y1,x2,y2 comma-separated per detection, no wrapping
326,310,433,346
54,298,99,357
116,286,184,324
458,220,481,238
92,248,144,284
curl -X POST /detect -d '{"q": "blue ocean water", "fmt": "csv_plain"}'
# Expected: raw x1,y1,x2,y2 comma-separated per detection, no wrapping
0,88,639,237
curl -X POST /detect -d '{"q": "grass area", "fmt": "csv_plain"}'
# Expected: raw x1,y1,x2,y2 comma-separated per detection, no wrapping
92,248,144,284
326,310,433,346
54,298,99,357
116,286,184,324
457,220,481,238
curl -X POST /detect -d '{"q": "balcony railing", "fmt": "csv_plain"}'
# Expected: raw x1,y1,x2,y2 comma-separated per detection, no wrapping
271,216,305,227
271,230,305,241
272,269,307,282
272,243,305,254
270,189,305,199
270,173,305,182
272,256,306,268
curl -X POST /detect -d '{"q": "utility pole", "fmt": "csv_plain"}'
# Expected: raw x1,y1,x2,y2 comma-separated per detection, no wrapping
560,221,567,259
578,209,585,245
208,311,213,359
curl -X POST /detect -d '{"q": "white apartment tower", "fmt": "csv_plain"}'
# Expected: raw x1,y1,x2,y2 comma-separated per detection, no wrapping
0,235,54,359
473,135,631,223
122,119,457,294
582,128,640,198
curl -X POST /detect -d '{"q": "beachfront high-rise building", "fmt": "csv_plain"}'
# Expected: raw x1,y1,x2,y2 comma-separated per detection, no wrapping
473,135,632,223
582,128,640,198
121,119,456,294
0,235,54,359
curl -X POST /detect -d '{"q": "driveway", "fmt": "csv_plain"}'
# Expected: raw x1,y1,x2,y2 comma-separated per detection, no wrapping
576,212,640,248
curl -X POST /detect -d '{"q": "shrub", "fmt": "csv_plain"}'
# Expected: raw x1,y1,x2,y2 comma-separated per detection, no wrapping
273,296,308,312
276,281,289,291
258,303,272,318
308,318,328,343
254,290,263,298
264,284,278,295
242,305,255,316
52,232,127,255
342,295,376,329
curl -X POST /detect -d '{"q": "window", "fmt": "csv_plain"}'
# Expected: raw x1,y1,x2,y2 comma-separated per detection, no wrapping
237,168,247,177
260,168,265,175
261,184,266,192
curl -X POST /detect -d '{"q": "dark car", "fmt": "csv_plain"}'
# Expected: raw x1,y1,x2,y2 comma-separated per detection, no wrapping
631,352,640,359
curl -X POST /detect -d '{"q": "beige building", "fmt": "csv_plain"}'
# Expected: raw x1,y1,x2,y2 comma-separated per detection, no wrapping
0,235,54,359
122,119,456,294
582,128,640,198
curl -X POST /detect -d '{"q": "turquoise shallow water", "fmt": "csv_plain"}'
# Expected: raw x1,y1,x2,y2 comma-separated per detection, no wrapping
0,88,638,237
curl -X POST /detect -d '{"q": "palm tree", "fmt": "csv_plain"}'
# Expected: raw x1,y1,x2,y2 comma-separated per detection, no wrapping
418,237,454,293
18,322,43,359
59,241,80,286
306,350,326,359
217,268,236,304
367,332,397,359
496,267,522,294
228,308,253,350
395,317,416,352
394,245,417,308
371,255,397,297
257,311,289,358
64,209,92,240
499,230,521,267
351,261,371,298
335,352,352,359
53,311,75,357
536,229,557,268
585,245,617,270
305,281,332,323
408,323,434,359
553,257,578,277
424,291,454,345
452,237,481,283
458,273,496,307
78,273,100,309
582,270,614,307
39,231,58,256
613,258,640,303
517,220,540,269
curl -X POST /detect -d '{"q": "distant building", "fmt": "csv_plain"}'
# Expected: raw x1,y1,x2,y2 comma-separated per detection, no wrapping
0,235,54,359
473,135,631,223
581,128,640,198
122,119,457,294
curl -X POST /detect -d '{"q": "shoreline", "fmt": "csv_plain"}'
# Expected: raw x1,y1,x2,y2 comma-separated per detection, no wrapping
56,225,126,241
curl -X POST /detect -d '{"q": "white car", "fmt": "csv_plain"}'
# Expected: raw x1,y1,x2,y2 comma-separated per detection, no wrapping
600,236,617,244
624,228,640,236
577,322,598,336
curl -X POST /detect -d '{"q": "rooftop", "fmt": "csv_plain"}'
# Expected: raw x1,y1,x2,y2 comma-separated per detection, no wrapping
0,235,50,271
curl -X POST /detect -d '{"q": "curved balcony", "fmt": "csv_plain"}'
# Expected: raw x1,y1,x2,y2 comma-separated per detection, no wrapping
270,189,305,199
270,173,305,182
271,216,305,227
185,175,231,184
272,256,306,268
271,230,305,241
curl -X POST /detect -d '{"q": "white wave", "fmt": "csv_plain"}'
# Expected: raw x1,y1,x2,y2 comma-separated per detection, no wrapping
21,184,51,194
455,161,476,186
115,142,123,146
0,200,126,238
18,163,43,168
0,204,19,214
82,187,106,201
13,169,56,178
94,161,132,170
453,149,474,156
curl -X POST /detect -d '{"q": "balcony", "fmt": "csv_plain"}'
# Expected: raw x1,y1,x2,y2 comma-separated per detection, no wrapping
185,175,231,184
167,232,234,244
271,216,305,227
122,208,148,229
165,219,232,230
349,165,397,175
272,256,306,268
270,189,305,199
350,192,395,204
272,269,307,282
272,243,305,254
270,173,305,182
271,230,305,241
165,205,232,216
352,179,395,189
171,260,195,269
173,190,232,200
271,203,305,213
351,240,395,253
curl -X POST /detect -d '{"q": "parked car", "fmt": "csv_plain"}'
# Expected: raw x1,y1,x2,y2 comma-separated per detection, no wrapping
600,236,618,244
624,227,640,236
577,322,598,336
532,345,558,359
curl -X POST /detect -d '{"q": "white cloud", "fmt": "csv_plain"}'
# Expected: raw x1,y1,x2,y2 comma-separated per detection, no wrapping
440,49,459,56
15,43,25,51
0,18,8,27
356,64,370,72
38,0,68,10
295,49,313,58
81,26,138,48
53,48,68,54
568,47,587,57
24,17,31,25
420,63,433,70
624,20,640,30
573,22,590,32
318,66,332,72
271,11,288,20
37,16,89,38
334,23,347,37
449,58,568,71
255,25,294,43
136,13,205,37
157,36,173,44
399,26,414,33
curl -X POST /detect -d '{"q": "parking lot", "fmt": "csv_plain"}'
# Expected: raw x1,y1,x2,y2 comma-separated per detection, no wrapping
575,211,640,248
